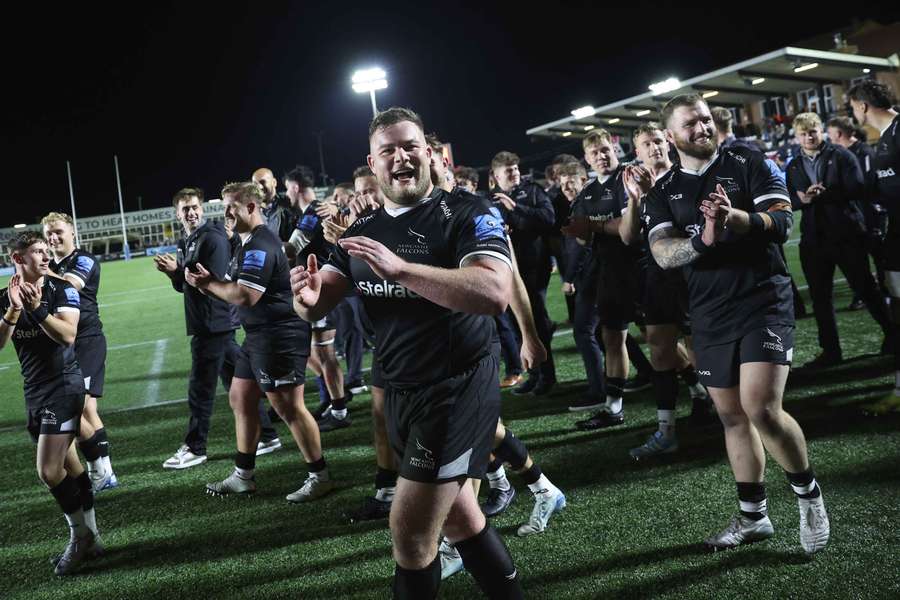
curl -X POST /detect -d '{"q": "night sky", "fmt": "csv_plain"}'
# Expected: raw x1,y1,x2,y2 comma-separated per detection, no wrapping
6,2,898,225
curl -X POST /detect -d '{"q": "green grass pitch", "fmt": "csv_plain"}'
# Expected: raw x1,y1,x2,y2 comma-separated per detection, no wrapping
1,236,898,599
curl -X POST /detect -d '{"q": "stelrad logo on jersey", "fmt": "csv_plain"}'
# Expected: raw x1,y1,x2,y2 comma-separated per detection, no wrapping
356,279,422,299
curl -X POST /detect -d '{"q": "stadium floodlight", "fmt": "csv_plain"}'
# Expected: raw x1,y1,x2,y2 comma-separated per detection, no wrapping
352,67,388,116
13,223,26,229
649,78,681,95
561,131,572,137
583,125,595,131
208,198,222,203
635,109,651,117
608,118,620,124
862,68,871,74
571,106,596,119
751,77,766,85
794,62,819,73
702,91,719,98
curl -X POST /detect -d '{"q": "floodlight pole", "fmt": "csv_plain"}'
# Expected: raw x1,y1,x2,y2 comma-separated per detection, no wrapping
113,155,130,260
370,90,378,116
66,161,80,248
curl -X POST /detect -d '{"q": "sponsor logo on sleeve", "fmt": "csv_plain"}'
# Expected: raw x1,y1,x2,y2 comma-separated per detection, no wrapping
64,287,81,306
473,207,505,240
75,255,95,274
242,250,267,271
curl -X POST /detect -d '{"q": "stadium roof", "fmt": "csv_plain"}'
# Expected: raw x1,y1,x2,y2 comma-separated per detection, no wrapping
526,46,900,140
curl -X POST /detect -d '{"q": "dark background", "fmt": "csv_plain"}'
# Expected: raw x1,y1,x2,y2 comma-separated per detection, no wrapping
5,2,898,224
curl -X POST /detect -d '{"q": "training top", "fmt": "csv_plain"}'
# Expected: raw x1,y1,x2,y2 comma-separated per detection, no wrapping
325,187,512,387
1,277,82,404
226,224,306,335
643,147,794,345
872,114,900,229
49,249,102,337
171,221,237,336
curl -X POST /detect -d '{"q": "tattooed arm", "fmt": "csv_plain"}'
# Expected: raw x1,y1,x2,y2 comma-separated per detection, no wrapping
648,226,701,269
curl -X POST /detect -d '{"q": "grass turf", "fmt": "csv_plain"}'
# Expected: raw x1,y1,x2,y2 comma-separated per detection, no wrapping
1,237,899,599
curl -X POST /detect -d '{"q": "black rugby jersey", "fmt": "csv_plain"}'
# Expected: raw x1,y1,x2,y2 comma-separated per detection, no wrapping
49,249,102,337
582,165,643,276
1,278,82,404
873,114,900,228
325,188,512,387
643,147,793,344
293,203,331,266
226,224,305,333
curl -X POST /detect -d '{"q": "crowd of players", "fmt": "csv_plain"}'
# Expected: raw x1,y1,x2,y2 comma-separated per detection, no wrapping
2,78,899,598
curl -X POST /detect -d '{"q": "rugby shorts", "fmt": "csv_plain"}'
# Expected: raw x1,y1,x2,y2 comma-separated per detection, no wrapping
75,334,107,398
235,327,308,392
693,325,794,388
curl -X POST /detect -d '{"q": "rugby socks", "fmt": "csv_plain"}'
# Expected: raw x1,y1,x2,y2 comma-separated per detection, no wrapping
786,469,821,499
374,467,397,502
486,457,511,492
651,369,678,437
393,555,440,600
657,410,676,438
95,427,113,474
78,433,105,475
331,395,348,419
494,430,528,472
678,365,708,398
49,476,90,539
234,451,256,480
75,471,98,535
606,377,625,414
307,456,329,481
736,482,768,521
455,524,524,599
895,371,900,396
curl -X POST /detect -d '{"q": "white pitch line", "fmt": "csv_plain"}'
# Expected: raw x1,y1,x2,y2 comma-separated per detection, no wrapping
144,339,169,405
99,285,170,299
100,297,160,309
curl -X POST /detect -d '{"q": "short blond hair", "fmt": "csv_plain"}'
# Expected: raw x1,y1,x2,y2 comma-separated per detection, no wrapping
41,212,74,226
582,129,613,149
793,112,822,132
558,162,587,179
221,181,265,204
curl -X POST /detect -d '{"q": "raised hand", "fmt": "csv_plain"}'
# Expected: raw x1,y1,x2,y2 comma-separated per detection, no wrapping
290,254,321,309
154,253,178,273
338,236,406,280
184,263,213,288
20,281,42,311
561,216,592,239
492,192,516,210
7,274,24,310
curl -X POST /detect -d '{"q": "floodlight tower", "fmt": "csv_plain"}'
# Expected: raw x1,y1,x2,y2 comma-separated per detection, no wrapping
352,67,388,117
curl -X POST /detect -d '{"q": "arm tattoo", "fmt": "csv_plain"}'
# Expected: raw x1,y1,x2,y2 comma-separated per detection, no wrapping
649,227,701,269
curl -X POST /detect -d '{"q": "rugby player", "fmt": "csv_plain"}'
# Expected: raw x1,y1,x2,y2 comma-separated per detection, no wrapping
848,79,900,409
1,231,103,575
785,112,893,367
644,94,829,553
185,181,333,503
43,213,118,490
153,189,243,469
284,165,351,431
292,107,523,598
618,124,711,458
561,129,638,428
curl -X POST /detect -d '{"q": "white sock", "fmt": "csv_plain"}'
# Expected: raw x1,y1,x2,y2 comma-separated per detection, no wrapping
102,455,113,474
64,509,90,539
375,486,395,502
527,474,555,496
605,396,623,414
235,467,254,480
83,507,98,535
657,409,676,437
310,468,329,481
331,408,347,420
894,371,900,395
486,466,511,492
88,458,105,476
739,498,768,516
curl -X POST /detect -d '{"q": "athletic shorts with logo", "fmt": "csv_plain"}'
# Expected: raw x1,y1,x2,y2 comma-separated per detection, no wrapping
693,325,794,388
235,326,308,393
385,353,500,483
75,334,107,398
25,375,85,442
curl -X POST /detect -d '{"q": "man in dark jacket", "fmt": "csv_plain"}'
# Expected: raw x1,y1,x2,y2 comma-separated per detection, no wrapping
786,113,893,367
491,151,557,394
252,167,296,243
154,188,241,468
